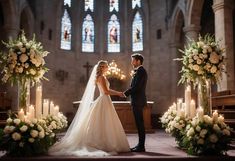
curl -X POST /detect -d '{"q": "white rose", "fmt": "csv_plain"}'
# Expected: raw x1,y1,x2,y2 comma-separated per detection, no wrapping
189,58,194,63
203,115,213,125
222,129,230,136
193,65,200,71
28,138,35,143
209,134,218,143
197,138,204,145
188,64,193,70
6,118,13,123
193,55,199,60
12,132,21,141
209,52,219,64
197,69,204,75
197,59,202,65
199,54,204,59
39,131,45,138
20,125,28,132
213,124,221,132
195,126,201,132
187,127,195,137
13,119,21,125
19,54,28,63
30,130,39,138
210,65,217,73
200,129,207,138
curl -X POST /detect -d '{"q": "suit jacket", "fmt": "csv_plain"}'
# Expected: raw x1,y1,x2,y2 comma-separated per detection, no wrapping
124,66,147,107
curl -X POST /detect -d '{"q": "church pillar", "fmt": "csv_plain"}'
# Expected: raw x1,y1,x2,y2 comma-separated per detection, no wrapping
183,25,201,44
169,42,182,102
213,0,235,91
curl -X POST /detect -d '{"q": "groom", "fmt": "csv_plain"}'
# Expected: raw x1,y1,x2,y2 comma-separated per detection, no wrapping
123,53,148,152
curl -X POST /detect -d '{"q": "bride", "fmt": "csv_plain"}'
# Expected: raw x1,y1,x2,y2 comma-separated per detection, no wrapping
49,60,130,156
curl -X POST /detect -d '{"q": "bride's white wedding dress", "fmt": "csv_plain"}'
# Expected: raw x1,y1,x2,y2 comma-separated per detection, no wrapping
49,73,130,156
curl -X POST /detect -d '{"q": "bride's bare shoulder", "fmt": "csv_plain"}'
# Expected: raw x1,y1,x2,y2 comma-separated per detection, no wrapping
97,75,105,83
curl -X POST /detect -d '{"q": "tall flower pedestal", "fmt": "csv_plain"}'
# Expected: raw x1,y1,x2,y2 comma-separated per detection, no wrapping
197,78,212,116
18,79,30,112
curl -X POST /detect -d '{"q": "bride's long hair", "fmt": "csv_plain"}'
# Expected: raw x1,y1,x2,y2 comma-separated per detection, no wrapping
96,60,108,82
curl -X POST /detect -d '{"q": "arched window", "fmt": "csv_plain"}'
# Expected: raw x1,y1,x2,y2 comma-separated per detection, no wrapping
60,9,72,50
85,0,94,12
82,14,94,52
132,11,143,52
132,0,141,9
109,0,119,12
107,14,120,52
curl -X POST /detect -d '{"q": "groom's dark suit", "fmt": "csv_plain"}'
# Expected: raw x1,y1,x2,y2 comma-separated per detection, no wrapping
124,66,147,149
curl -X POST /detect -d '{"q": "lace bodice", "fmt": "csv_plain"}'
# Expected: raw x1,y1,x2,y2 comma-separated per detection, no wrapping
97,78,110,95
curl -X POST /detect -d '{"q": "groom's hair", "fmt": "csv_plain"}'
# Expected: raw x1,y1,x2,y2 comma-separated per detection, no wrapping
131,53,144,64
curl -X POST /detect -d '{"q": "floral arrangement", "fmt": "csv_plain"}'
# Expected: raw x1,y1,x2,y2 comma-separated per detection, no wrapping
160,108,232,155
0,113,67,156
176,34,225,85
160,104,177,129
0,31,49,85
183,115,232,155
42,113,68,133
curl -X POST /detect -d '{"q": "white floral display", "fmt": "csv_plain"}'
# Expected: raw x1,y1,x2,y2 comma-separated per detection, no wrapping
176,34,225,85
0,31,49,85
0,113,67,156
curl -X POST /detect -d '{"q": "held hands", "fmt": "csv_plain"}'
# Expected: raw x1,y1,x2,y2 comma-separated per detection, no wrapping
117,92,125,98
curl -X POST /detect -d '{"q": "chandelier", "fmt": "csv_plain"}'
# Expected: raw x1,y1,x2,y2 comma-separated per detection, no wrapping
105,60,126,80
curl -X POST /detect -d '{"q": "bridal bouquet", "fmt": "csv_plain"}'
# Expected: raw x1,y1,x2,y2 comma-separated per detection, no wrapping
0,31,49,85
182,115,232,155
176,34,225,85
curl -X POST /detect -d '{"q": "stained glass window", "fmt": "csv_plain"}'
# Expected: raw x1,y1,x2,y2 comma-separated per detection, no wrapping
64,0,71,7
132,0,141,9
85,0,94,12
132,11,143,51
82,14,94,52
109,0,119,12
108,14,120,52
60,9,72,50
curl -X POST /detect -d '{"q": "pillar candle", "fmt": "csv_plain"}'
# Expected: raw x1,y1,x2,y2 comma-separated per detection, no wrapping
43,99,49,117
18,108,25,120
54,105,59,116
197,106,204,121
190,100,196,118
35,84,42,118
29,105,35,119
177,98,183,116
49,101,54,115
185,85,191,117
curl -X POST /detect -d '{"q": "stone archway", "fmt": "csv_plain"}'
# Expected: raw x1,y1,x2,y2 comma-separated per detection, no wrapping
20,5,34,38
187,0,204,26
170,7,185,100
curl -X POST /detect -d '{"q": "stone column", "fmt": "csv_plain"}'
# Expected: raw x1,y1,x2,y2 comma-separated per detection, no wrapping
213,0,235,91
183,25,201,44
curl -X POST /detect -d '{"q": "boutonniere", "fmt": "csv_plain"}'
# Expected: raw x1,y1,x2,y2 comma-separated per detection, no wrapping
130,70,137,78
